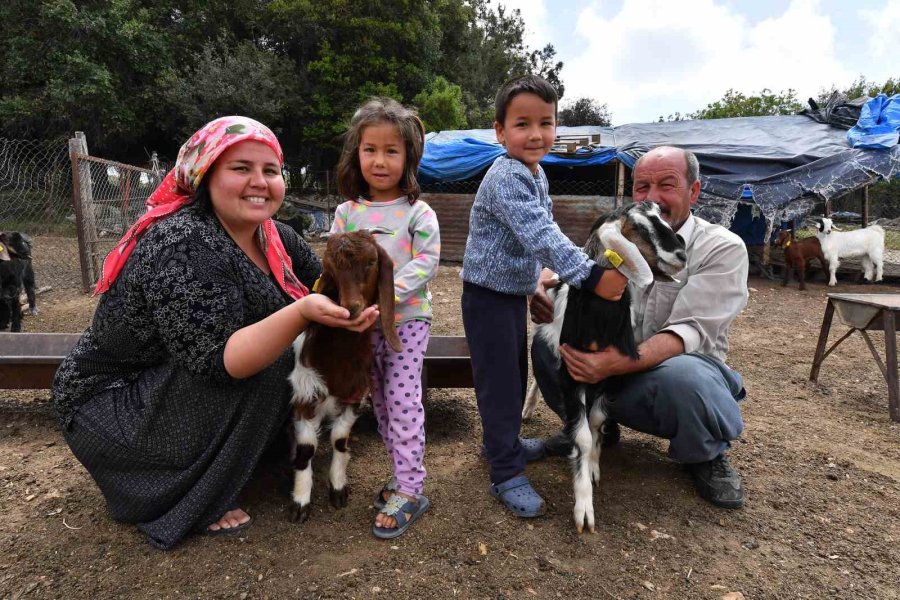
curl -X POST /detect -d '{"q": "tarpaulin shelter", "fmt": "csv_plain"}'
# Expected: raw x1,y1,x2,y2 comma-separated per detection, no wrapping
419,111,900,248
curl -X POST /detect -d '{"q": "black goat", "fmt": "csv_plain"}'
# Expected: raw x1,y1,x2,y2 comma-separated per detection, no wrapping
0,231,37,332
531,202,686,533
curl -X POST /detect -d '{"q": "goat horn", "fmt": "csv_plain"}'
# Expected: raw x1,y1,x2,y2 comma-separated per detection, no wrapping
597,222,654,287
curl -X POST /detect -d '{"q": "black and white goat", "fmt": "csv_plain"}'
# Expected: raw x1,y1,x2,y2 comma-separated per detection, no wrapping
813,217,885,286
0,231,37,332
529,202,686,533
287,231,401,523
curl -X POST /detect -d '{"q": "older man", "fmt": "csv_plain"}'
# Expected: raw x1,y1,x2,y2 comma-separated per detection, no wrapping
528,146,749,508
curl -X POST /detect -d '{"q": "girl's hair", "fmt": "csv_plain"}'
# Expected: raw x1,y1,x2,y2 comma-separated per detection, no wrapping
336,97,426,204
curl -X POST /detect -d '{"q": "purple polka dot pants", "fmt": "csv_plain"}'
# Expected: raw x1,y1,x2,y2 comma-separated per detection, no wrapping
370,320,430,496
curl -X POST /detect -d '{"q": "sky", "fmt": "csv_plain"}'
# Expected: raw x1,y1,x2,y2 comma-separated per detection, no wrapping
498,0,899,125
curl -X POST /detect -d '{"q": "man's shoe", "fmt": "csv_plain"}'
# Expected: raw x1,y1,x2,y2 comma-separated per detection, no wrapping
687,454,744,509
600,420,620,448
543,431,572,457
541,421,620,458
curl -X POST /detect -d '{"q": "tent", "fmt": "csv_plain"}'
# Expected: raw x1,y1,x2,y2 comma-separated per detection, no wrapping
419,112,900,246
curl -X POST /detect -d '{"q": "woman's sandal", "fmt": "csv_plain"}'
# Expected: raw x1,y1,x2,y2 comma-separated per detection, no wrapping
373,476,398,510
204,507,253,537
489,475,546,518
372,494,431,540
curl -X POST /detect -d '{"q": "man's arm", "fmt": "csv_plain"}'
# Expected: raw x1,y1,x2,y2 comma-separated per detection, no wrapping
560,331,684,384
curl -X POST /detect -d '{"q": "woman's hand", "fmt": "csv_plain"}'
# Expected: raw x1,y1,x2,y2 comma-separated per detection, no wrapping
298,294,379,332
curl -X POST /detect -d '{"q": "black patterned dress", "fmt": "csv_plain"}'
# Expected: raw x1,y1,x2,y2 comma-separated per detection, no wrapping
52,203,320,549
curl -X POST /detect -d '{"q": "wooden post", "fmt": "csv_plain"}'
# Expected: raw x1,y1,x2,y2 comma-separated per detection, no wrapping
862,185,869,227
824,199,832,218
615,160,626,208
69,133,100,292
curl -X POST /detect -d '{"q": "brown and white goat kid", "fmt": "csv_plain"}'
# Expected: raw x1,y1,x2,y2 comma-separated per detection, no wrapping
529,202,686,533
288,231,401,523
774,230,826,291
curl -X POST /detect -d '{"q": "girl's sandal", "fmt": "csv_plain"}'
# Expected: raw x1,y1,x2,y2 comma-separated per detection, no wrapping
372,476,397,510
372,494,430,540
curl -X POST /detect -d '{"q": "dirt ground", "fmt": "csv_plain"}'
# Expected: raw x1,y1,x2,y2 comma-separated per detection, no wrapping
2,236,900,600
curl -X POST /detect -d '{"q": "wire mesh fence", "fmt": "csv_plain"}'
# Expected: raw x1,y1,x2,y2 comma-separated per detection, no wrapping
421,176,620,197
0,137,73,236
70,151,166,289
794,183,900,251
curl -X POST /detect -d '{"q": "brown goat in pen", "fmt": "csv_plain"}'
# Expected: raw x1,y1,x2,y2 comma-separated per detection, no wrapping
775,230,827,291
287,231,401,523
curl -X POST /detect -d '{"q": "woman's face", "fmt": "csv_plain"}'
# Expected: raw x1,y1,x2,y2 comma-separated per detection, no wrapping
207,141,284,235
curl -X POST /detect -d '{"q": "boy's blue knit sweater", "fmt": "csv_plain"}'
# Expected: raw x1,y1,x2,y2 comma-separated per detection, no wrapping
462,155,595,295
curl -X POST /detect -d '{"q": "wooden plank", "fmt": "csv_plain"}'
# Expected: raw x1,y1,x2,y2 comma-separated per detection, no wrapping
0,333,474,390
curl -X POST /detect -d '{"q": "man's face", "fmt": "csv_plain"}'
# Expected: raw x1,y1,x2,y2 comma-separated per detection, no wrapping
632,148,700,230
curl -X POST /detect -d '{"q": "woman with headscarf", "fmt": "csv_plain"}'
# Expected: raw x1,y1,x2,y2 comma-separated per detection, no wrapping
52,116,378,550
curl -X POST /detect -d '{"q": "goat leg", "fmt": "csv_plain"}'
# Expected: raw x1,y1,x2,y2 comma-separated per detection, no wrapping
569,386,596,534
328,403,358,509
522,379,541,421
291,413,321,523
588,399,606,487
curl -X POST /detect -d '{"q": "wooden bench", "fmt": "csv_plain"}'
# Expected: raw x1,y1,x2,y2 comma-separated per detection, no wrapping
0,333,473,390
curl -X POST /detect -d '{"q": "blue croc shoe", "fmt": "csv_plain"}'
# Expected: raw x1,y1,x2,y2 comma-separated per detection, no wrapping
480,438,547,463
490,475,546,518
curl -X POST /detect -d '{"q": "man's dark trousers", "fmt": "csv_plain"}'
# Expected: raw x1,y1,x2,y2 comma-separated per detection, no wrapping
531,336,745,463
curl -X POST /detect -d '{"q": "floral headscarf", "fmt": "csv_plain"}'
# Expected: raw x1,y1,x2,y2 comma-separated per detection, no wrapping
94,116,308,299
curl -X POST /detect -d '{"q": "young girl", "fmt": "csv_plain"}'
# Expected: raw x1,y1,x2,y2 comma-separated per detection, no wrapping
333,97,440,539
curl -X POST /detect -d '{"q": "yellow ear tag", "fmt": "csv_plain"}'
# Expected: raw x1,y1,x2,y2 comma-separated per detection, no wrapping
0,244,4,252
784,240,791,248
604,248,624,268
312,277,322,293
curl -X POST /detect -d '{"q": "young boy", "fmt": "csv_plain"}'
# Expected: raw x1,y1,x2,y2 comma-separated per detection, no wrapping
461,74,626,517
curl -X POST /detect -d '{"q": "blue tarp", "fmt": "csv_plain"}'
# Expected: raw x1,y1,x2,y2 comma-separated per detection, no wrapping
419,127,618,183
420,116,900,236
848,94,900,149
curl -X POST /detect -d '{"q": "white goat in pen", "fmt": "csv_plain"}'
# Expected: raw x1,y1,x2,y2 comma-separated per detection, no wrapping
813,217,885,286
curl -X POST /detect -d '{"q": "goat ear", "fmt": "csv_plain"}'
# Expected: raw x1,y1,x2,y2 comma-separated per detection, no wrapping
598,221,654,287
376,243,402,352
315,271,338,302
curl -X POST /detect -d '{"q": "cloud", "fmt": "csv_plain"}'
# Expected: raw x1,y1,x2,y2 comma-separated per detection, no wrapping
564,0,855,124
497,0,551,50
861,0,900,63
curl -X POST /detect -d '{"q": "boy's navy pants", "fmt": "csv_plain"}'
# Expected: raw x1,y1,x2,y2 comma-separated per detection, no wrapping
461,281,528,484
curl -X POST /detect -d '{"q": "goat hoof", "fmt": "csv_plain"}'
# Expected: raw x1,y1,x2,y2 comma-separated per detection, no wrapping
290,502,311,523
328,484,350,508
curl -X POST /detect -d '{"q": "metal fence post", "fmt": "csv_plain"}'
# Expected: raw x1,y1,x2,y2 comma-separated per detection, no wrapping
68,132,100,292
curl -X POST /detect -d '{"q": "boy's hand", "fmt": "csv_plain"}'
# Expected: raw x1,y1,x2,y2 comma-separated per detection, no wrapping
530,268,557,324
593,268,628,301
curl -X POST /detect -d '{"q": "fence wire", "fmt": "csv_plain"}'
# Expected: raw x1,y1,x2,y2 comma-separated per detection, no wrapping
0,137,73,235
71,155,165,282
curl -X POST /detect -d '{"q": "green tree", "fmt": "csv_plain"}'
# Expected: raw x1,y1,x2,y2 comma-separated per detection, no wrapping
689,88,803,120
558,97,611,126
413,77,467,132
157,37,304,143
817,76,900,104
